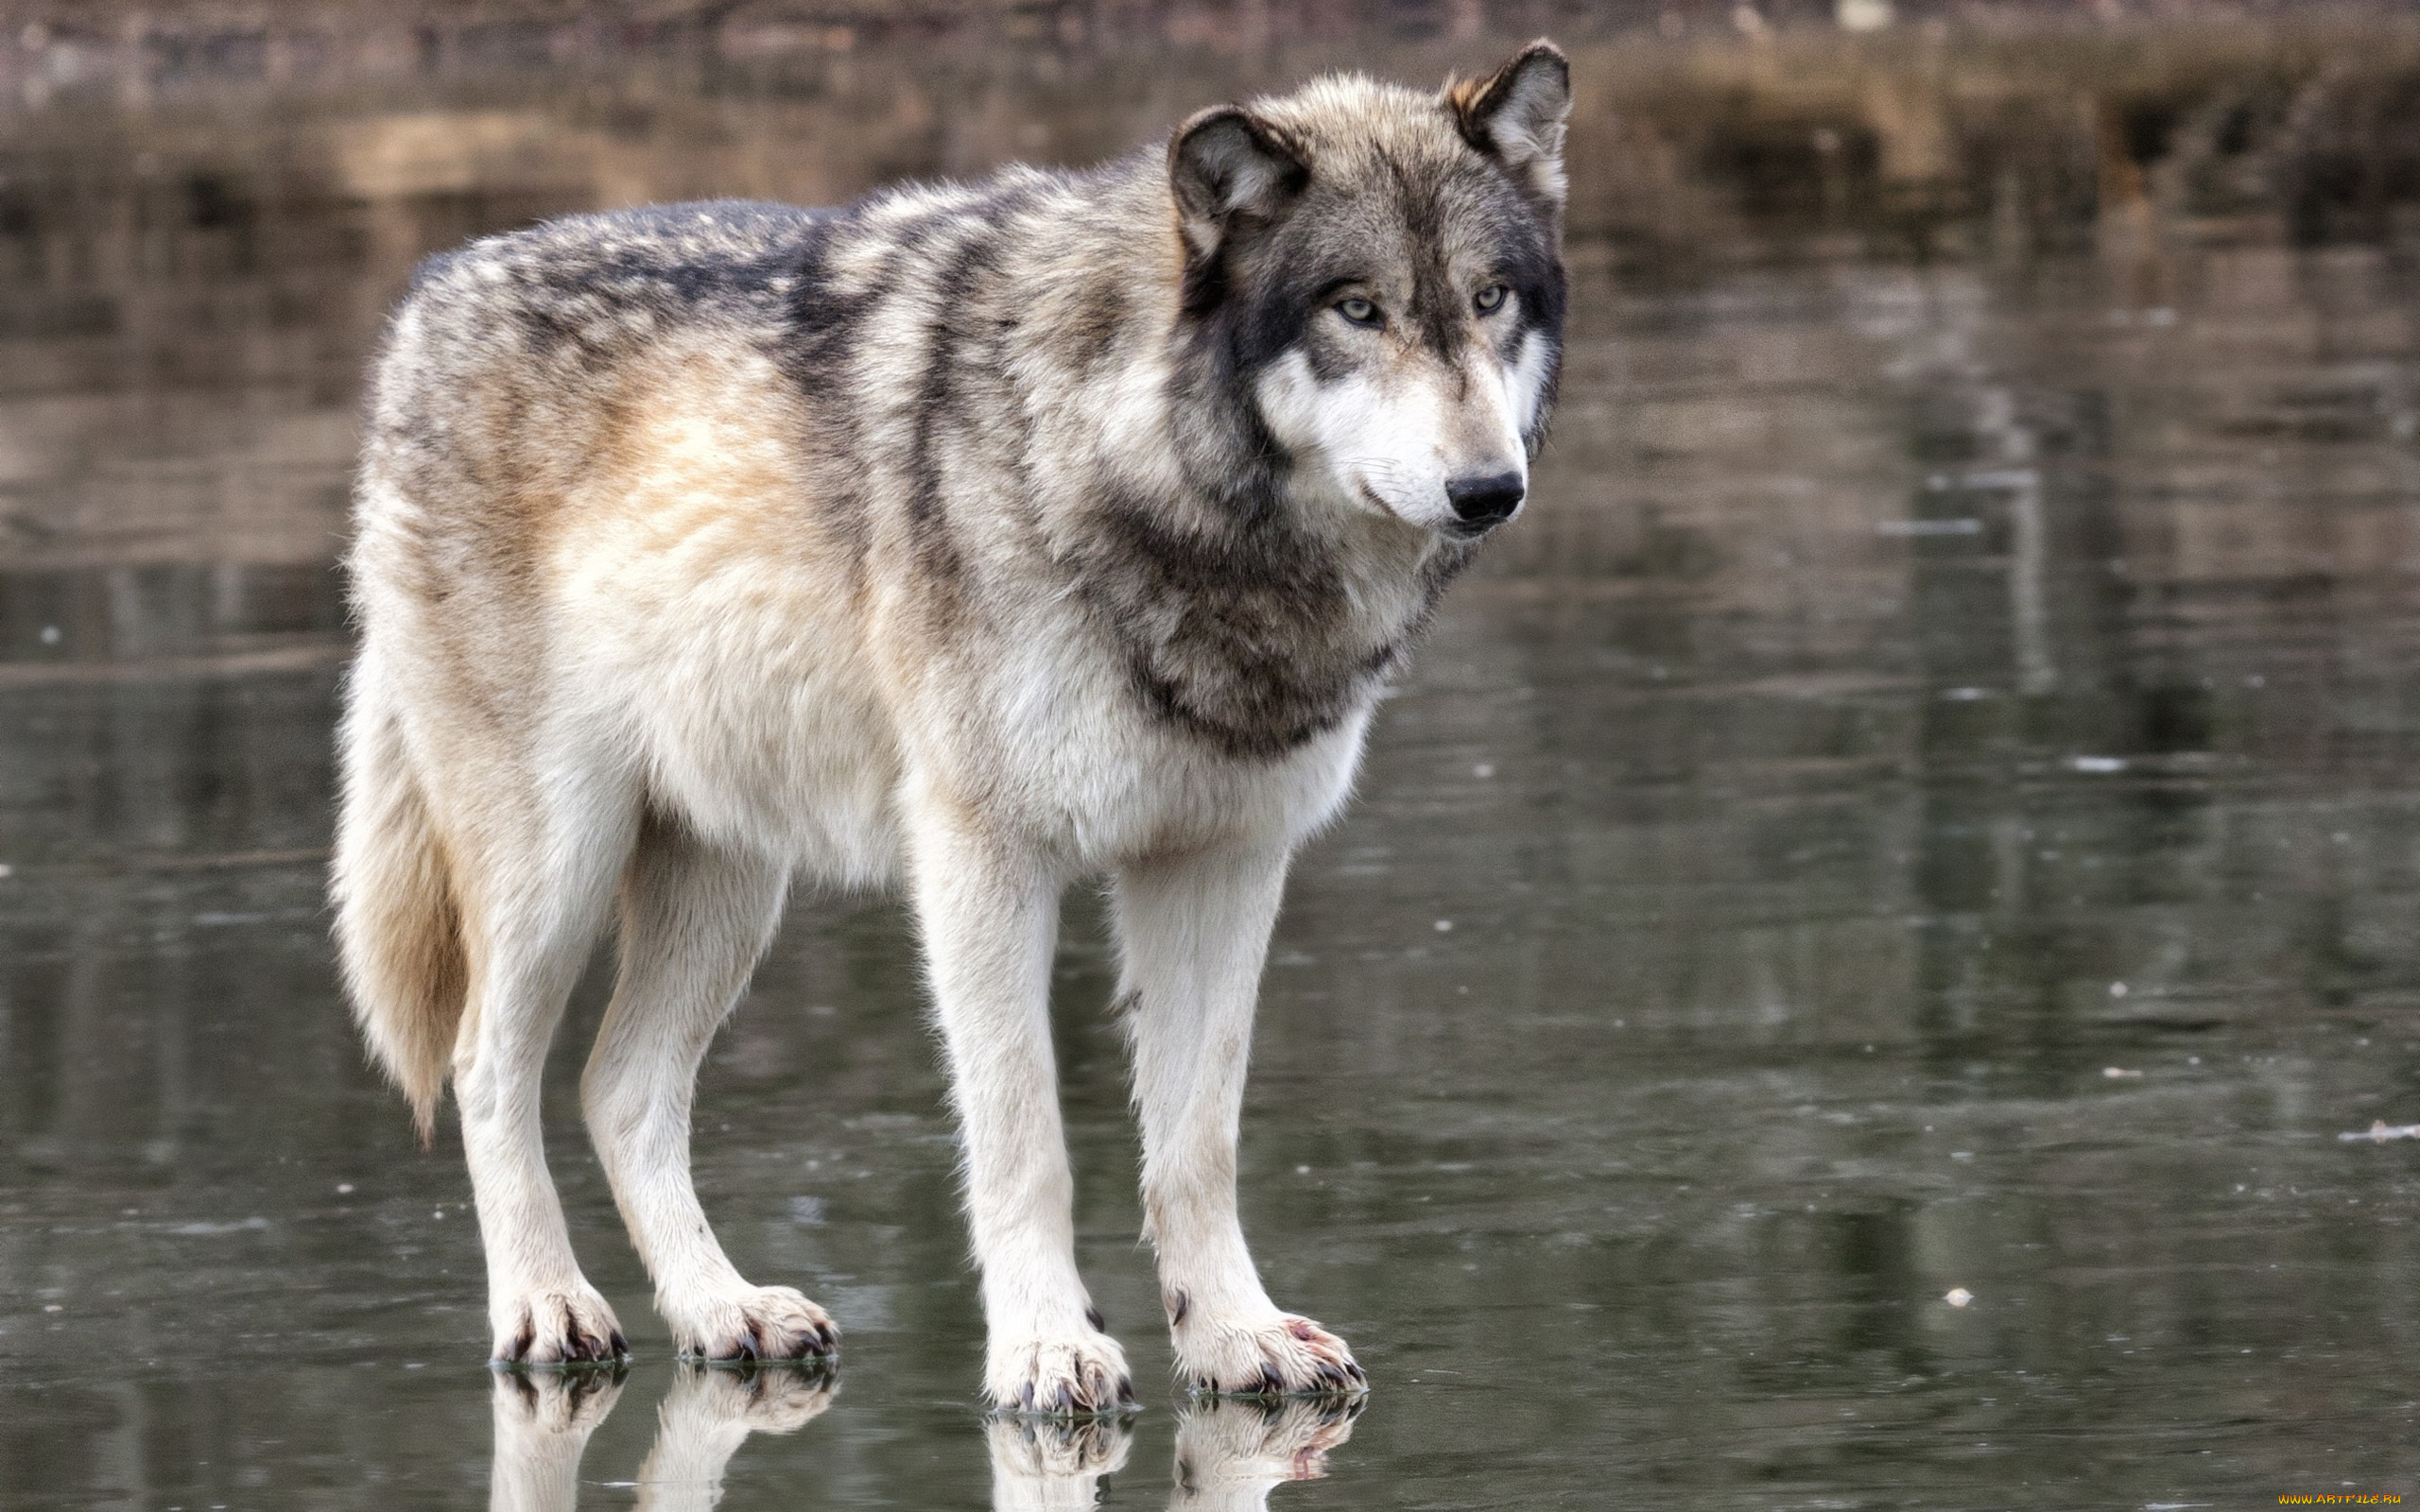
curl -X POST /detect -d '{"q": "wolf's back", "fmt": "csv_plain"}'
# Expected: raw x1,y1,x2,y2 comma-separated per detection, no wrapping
333,201,824,1138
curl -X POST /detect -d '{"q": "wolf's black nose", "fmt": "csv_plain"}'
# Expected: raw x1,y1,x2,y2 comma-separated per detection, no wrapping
1446,471,1526,528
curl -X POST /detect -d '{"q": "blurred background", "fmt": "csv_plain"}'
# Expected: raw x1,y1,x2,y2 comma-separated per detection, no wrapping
5,1,2420,1507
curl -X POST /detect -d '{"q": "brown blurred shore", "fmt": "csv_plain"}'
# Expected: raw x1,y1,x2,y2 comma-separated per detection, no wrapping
0,2,2416,576
6,1,2419,264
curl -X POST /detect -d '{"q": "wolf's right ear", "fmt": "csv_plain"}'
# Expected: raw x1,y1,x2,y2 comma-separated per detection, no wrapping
1168,106,1309,265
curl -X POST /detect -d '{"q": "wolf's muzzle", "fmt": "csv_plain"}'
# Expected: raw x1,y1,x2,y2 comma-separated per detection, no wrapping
1445,471,1526,533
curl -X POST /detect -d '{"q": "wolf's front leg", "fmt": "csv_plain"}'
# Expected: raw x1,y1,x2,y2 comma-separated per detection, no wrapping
910,805,1132,1415
1114,848,1365,1399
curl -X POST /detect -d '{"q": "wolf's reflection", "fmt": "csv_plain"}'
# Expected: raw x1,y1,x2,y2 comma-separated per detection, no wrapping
632,1365,838,1510
1166,1399,1361,1510
488,1366,1354,1509
487,1362,836,1512
987,1398,1361,1512
986,1413,1133,1511
489,1367,626,1512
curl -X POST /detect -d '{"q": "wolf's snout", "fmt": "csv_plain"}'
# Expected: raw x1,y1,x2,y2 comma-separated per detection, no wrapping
1445,471,1525,531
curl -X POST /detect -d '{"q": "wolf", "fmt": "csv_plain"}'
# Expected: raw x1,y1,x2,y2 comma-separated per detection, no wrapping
331,40,1569,1414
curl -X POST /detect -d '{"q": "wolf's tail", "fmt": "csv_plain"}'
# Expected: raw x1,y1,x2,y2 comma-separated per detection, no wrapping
331,662,465,1146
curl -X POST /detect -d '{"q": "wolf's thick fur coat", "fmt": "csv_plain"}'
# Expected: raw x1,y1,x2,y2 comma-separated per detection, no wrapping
333,43,1569,1411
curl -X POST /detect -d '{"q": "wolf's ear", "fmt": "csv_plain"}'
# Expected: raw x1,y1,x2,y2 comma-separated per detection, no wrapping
1168,106,1309,263
1448,40,1571,205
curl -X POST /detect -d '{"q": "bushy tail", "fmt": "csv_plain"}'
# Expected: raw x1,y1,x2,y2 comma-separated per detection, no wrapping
331,670,465,1145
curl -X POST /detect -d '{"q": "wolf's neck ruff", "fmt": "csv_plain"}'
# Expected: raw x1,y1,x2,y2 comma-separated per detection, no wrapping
736,70,1564,758
1065,490,1476,760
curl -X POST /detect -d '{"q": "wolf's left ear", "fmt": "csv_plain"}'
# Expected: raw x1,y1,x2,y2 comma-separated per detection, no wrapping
1169,106,1310,264
1448,40,1571,206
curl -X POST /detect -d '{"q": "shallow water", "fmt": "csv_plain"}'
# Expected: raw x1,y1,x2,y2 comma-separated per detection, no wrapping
8,16,2420,1510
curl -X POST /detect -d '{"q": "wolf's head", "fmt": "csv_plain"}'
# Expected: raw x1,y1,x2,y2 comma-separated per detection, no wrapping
1167,42,1569,541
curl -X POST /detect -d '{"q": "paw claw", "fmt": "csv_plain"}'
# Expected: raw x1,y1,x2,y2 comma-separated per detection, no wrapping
491,1285,627,1368
1177,1313,1365,1400
988,1328,1135,1418
674,1286,838,1363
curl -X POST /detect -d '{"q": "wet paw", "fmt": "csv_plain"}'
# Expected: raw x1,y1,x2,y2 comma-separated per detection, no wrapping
988,1329,1137,1418
1174,1396,1362,1490
1176,1314,1366,1399
674,1285,839,1362
492,1284,628,1367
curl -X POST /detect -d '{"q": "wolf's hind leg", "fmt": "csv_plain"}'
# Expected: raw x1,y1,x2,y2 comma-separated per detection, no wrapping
582,817,834,1361
454,788,637,1366
909,804,1132,1416
1114,847,1365,1399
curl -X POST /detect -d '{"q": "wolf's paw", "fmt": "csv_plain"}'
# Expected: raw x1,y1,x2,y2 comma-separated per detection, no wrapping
1176,1313,1366,1399
673,1285,838,1362
489,1358,627,1434
987,1328,1137,1417
491,1283,629,1366
985,1413,1134,1509
1174,1396,1362,1490
666,1359,838,1435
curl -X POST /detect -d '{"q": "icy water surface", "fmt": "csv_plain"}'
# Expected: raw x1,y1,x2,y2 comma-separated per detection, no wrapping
9,19,2420,1511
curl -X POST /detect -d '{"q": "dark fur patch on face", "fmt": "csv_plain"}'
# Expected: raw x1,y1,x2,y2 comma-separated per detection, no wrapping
1283,163,1559,377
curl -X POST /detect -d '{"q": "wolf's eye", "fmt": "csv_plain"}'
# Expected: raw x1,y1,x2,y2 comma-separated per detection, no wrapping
1474,284,1510,315
1335,297,1382,327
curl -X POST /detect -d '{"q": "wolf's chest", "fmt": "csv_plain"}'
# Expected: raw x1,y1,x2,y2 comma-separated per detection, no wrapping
1055,506,1428,763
